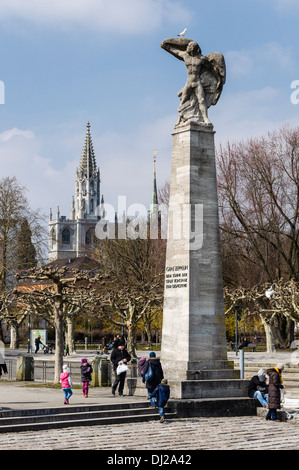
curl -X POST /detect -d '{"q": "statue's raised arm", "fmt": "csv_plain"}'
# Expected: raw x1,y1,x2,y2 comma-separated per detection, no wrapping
161,37,226,127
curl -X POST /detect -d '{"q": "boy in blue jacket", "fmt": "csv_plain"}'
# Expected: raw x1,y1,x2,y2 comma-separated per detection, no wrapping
148,378,170,423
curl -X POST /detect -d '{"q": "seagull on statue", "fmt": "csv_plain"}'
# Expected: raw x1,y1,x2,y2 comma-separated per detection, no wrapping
177,28,187,37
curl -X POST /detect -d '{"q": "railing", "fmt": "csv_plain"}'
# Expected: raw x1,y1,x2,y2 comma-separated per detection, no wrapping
1,356,113,386
1,356,140,395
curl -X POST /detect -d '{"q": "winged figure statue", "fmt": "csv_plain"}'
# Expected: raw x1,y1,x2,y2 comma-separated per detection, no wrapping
161,38,226,127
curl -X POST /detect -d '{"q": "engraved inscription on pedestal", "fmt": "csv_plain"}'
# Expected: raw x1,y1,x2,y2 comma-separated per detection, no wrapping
165,265,188,290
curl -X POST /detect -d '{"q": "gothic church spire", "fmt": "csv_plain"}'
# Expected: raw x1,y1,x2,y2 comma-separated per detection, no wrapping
80,121,97,178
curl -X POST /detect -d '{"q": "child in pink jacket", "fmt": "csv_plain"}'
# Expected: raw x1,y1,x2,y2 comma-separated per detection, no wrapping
60,364,73,404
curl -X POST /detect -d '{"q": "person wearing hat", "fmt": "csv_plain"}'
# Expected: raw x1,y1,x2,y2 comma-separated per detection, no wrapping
60,364,73,404
148,378,170,423
248,368,269,408
80,358,93,398
266,364,285,421
143,352,164,407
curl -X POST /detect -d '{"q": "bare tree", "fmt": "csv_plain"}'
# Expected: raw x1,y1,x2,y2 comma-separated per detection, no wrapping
224,279,299,352
12,265,104,382
95,238,165,357
217,125,299,286
0,176,47,292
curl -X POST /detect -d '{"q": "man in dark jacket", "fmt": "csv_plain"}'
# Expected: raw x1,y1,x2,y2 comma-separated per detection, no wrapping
266,364,284,421
35,336,43,354
248,369,269,407
0,362,8,378
110,344,131,396
143,352,164,407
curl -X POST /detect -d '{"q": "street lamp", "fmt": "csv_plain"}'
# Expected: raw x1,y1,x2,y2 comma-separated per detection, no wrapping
235,305,240,357
27,309,31,353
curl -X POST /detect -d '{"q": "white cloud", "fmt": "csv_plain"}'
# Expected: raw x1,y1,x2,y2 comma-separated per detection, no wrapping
92,114,174,210
271,0,299,10
0,116,174,222
0,0,191,34
0,127,76,215
211,86,289,145
226,42,294,79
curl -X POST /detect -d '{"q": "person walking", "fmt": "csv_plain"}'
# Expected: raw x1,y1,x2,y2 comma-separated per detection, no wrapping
0,361,8,378
266,364,285,421
110,343,131,396
143,352,164,407
80,358,93,398
34,335,43,354
148,378,170,423
60,364,73,404
248,368,269,408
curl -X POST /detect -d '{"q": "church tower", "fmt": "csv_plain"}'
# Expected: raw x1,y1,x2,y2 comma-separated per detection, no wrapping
49,122,103,261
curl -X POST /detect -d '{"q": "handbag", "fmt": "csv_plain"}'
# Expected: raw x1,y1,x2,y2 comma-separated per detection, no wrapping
144,364,153,382
116,362,129,375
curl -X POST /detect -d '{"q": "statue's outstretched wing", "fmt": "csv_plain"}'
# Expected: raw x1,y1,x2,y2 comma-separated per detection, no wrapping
204,52,226,107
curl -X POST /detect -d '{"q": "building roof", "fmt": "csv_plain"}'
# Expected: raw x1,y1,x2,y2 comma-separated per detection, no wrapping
45,255,100,274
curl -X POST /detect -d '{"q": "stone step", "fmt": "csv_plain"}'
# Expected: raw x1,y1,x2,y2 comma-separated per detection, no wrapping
238,364,299,371
0,402,177,433
171,378,250,399
169,397,258,418
186,369,240,380
233,362,299,370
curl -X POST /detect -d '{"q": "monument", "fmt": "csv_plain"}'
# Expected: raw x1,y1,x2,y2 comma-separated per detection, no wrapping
160,37,246,399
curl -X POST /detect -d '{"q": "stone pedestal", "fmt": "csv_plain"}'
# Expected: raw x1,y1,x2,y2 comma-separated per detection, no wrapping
161,123,241,398
91,356,111,387
16,356,34,381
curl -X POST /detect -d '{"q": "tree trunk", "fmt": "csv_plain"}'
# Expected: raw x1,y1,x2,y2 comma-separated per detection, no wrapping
10,324,19,349
54,310,64,383
65,316,75,354
260,315,276,353
126,307,138,358
143,318,153,346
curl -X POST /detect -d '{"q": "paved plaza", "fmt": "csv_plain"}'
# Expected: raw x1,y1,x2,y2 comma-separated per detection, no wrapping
1,350,299,451
2,415,299,451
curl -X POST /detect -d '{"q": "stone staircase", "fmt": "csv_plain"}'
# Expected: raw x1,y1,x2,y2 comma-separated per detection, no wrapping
232,361,299,399
0,401,177,433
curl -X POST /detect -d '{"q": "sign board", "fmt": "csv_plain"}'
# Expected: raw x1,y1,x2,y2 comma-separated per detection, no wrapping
30,329,47,352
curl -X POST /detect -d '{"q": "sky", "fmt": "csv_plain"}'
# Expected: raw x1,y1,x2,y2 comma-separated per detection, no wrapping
0,0,299,222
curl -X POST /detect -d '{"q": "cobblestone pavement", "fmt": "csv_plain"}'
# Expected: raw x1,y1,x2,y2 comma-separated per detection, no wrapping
2,415,299,451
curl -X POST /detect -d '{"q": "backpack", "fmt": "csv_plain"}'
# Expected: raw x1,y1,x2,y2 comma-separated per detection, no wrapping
137,356,147,377
144,364,154,382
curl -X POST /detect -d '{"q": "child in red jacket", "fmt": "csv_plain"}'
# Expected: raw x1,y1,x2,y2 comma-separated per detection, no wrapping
60,364,73,404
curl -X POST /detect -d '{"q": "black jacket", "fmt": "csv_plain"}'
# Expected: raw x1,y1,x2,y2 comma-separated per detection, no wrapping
143,358,164,391
110,348,131,371
248,375,268,398
0,363,8,377
80,363,93,382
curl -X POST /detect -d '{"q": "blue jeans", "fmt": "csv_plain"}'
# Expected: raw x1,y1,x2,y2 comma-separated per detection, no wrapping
253,391,268,407
266,409,278,421
63,388,73,401
148,391,156,407
158,406,165,418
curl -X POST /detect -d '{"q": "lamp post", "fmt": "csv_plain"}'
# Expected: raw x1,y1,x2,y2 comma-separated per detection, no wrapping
235,305,240,357
27,310,31,353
